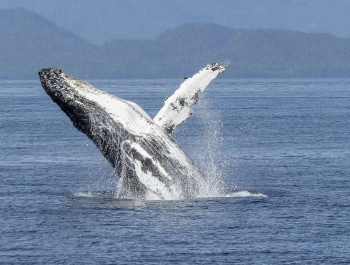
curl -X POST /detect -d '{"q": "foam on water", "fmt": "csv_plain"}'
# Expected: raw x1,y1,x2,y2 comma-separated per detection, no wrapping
72,191,98,198
71,190,267,200
225,191,268,198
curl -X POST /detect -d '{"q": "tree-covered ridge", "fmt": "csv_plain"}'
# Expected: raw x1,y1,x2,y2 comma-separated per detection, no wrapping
1,9,350,79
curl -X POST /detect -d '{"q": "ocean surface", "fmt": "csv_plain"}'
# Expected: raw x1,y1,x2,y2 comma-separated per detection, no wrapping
1,78,350,264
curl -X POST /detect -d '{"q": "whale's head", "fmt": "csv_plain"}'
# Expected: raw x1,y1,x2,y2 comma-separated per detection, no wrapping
39,67,159,175
39,67,105,136
39,68,153,136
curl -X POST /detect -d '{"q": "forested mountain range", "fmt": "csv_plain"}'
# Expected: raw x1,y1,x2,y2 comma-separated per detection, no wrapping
1,9,350,79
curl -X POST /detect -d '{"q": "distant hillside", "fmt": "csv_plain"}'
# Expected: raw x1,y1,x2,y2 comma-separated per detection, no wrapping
1,0,350,44
100,24,350,78
1,9,350,79
0,9,96,79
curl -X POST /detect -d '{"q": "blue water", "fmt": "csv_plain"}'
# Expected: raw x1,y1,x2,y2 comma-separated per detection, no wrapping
1,79,350,264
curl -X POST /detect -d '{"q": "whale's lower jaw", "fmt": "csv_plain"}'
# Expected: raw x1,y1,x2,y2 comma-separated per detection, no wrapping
39,68,202,200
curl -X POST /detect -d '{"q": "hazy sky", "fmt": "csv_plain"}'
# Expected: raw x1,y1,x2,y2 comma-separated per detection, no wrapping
1,0,350,44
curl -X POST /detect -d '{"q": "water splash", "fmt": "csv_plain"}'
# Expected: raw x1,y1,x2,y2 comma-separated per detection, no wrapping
188,96,227,198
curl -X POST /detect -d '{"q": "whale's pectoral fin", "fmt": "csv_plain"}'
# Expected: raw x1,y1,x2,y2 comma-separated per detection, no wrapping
119,140,176,199
153,63,226,134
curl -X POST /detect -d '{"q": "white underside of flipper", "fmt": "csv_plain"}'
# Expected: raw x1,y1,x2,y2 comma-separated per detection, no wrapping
153,63,226,133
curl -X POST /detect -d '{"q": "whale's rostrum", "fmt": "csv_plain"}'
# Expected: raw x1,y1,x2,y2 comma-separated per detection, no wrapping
39,63,226,200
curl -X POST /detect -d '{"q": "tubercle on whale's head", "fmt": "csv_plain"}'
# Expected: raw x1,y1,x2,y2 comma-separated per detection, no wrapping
39,67,95,105
39,67,61,76
38,67,72,102
38,67,94,134
38,67,62,88
38,67,62,78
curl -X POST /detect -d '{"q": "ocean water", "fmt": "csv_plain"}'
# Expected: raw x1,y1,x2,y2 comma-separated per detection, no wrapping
1,78,350,264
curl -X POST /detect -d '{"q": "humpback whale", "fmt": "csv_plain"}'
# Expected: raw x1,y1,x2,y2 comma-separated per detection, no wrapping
39,63,226,200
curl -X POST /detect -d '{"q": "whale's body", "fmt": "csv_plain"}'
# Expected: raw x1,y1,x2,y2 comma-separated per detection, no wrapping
39,64,225,199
